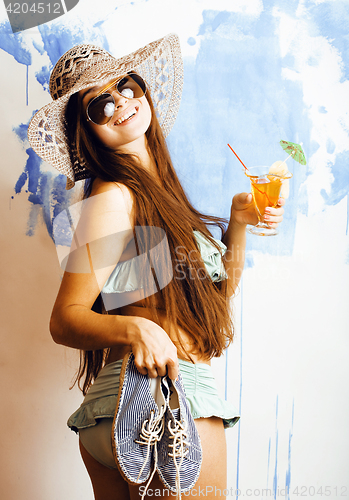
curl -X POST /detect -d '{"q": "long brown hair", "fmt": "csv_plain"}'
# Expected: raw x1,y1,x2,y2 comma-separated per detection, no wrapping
65,87,233,395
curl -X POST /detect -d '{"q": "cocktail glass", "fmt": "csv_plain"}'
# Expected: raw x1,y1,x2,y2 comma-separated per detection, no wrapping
245,166,292,236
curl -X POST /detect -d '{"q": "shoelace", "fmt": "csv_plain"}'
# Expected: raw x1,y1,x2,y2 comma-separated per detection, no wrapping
168,419,189,500
135,405,166,500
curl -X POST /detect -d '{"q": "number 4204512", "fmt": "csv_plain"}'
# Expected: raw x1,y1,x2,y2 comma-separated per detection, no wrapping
6,3,62,14
293,486,348,496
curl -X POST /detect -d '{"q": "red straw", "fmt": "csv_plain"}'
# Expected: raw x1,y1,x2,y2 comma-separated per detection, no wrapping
227,143,248,171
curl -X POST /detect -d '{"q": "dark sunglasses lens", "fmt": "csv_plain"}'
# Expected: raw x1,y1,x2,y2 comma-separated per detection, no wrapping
116,74,146,99
87,94,115,125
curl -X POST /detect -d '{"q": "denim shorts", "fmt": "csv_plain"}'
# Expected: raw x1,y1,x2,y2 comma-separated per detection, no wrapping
67,359,239,469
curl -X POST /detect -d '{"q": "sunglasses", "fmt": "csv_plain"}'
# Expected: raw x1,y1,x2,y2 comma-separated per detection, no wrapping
86,73,147,126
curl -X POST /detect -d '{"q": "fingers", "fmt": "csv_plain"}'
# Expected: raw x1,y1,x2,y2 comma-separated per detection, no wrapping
264,213,284,224
232,192,253,209
133,353,151,376
233,193,285,212
147,367,159,378
135,365,149,376
133,353,179,379
166,358,179,381
130,317,179,380
264,203,284,227
134,354,158,378
264,205,284,217
245,193,253,204
155,364,168,378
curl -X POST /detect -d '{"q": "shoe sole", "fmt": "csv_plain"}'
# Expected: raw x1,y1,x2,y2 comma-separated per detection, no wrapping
112,352,133,483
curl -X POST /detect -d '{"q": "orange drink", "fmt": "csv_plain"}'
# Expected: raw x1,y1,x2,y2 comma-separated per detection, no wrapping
245,166,292,236
251,175,282,218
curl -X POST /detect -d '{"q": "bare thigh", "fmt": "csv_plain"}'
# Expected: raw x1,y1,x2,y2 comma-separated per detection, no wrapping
128,416,227,500
79,439,130,500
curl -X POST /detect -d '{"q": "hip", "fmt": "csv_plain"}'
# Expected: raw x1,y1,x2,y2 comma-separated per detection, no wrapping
67,358,240,432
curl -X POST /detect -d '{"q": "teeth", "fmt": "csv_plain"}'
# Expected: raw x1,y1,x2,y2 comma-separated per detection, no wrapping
115,108,137,125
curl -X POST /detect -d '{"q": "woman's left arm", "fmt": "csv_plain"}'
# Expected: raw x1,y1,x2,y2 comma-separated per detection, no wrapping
222,192,285,296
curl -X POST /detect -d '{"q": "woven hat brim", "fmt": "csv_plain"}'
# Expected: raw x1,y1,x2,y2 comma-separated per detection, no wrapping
27,33,183,189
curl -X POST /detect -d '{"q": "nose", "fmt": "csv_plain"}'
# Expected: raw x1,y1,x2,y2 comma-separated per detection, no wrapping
112,90,128,109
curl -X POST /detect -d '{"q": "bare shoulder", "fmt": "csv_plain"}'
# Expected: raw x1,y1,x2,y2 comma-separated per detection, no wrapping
67,181,135,263
55,180,135,309
89,178,134,218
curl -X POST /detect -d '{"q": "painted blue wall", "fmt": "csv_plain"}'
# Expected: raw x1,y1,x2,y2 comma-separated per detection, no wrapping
2,0,348,249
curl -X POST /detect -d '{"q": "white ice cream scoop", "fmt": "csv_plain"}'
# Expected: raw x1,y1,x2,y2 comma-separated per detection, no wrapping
269,160,290,198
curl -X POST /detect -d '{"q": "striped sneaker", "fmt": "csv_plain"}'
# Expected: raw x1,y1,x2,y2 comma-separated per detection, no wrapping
112,353,166,486
156,374,203,496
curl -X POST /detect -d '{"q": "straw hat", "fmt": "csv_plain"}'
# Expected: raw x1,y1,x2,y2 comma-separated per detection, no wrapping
27,33,183,189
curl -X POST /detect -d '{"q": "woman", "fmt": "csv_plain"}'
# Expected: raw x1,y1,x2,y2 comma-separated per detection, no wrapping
28,34,284,499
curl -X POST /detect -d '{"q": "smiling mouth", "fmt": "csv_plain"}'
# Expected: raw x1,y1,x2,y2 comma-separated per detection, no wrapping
114,107,138,125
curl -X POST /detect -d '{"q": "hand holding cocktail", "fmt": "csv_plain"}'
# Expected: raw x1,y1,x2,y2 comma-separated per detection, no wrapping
244,166,292,235
227,141,306,236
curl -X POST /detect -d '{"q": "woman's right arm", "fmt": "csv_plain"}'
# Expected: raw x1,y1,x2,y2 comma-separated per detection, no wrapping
50,182,178,379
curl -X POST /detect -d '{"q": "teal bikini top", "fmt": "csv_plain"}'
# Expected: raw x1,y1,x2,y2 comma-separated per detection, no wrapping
101,230,228,294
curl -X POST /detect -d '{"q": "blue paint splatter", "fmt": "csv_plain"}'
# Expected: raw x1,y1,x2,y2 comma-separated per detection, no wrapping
15,171,28,193
27,204,41,237
32,39,45,55
13,122,29,143
26,64,28,105
282,53,296,71
52,175,71,221
13,122,40,193
309,140,321,157
307,55,319,67
273,395,279,499
326,138,336,154
245,252,254,269
26,148,42,194
38,21,110,67
53,204,74,247
0,22,32,65
266,437,271,493
35,19,110,93
318,106,327,114
12,117,72,238
298,183,308,216
305,0,349,81
285,399,294,500
35,65,51,92
187,37,196,46
170,4,313,258
266,0,299,17
38,24,83,66
197,10,231,34
2,19,115,238
0,21,32,104
321,151,349,206
0,20,13,35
